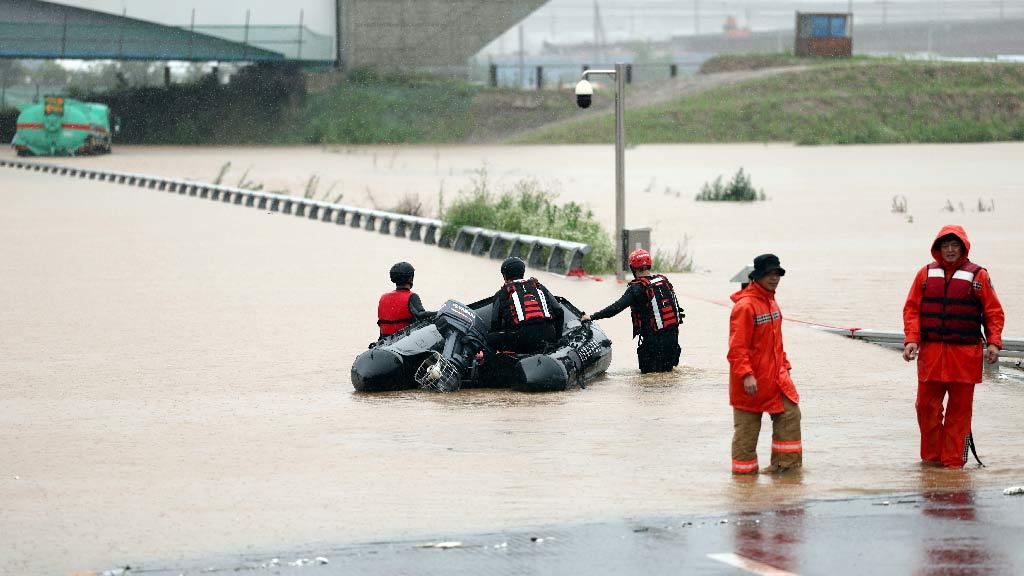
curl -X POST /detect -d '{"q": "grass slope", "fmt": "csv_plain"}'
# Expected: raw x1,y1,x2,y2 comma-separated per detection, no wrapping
516,61,1024,145
283,71,479,144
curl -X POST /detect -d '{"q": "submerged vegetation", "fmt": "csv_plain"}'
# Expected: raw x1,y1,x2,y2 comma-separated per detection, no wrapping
443,169,615,273
695,168,766,202
653,237,695,273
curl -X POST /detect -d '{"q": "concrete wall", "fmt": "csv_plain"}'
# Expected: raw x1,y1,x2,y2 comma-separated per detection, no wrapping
338,0,548,70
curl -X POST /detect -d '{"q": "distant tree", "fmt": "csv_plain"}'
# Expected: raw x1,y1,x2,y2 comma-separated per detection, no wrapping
31,61,70,86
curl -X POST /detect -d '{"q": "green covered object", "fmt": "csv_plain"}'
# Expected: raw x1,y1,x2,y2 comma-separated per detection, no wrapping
12,96,112,156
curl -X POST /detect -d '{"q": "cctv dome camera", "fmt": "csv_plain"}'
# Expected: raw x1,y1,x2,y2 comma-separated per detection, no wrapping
575,79,593,109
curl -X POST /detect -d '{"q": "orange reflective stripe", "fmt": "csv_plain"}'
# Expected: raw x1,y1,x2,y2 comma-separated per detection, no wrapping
731,459,759,472
771,440,802,453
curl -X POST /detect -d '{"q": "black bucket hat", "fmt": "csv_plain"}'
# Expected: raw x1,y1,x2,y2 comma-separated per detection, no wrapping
748,254,786,280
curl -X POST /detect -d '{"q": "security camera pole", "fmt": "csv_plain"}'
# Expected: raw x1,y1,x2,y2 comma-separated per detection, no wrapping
576,63,626,281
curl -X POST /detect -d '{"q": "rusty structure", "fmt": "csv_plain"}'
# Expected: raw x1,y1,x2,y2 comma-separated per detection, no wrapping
795,12,853,57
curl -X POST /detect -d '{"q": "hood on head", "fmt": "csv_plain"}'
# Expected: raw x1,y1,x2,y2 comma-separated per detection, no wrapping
930,225,970,264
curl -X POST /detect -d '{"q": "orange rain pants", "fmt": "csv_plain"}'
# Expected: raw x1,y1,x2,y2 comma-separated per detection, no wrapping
916,381,976,468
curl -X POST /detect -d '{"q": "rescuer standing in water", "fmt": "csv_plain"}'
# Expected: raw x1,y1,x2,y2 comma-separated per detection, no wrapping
902,225,1004,468
727,254,802,475
376,262,434,338
581,249,683,373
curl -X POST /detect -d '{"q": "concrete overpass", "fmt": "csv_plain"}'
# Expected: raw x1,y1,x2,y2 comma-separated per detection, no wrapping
0,0,284,61
336,0,549,69
1,0,551,70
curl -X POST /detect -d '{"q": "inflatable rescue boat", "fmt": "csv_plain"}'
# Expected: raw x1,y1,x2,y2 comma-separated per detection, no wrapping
351,296,612,393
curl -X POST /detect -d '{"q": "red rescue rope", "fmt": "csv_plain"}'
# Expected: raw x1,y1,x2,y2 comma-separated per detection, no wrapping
678,291,862,334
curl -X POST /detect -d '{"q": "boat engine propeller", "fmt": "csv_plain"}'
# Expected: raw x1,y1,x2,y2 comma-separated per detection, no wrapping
414,300,490,392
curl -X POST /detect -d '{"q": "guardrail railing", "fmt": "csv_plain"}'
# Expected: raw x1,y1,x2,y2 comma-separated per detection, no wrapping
816,327,1024,359
1,158,592,274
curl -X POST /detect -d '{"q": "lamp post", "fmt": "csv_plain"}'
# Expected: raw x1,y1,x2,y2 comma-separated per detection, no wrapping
575,62,626,281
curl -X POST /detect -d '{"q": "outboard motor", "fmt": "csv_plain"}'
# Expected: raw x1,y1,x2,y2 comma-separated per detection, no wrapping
414,300,490,392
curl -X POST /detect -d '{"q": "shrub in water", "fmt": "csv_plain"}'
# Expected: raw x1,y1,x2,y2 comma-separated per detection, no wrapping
443,169,615,273
695,168,766,202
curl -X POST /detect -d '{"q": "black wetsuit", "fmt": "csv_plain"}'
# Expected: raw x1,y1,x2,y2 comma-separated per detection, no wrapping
487,281,564,354
406,293,434,321
590,280,681,373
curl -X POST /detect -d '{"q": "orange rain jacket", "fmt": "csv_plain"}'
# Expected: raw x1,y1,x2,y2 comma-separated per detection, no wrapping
728,281,799,414
903,225,1005,384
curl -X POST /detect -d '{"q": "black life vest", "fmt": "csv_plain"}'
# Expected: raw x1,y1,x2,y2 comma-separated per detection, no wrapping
377,289,414,336
920,261,983,344
629,274,683,337
503,278,553,326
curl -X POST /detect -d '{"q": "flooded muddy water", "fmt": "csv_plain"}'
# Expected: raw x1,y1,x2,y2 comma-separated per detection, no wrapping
1,144,1022,574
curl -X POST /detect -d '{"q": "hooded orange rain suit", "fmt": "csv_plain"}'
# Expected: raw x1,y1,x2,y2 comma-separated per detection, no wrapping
903,225,1004,468
728,281,801,474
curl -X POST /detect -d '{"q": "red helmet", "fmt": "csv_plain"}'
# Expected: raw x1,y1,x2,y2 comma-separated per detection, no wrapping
628,249,652,269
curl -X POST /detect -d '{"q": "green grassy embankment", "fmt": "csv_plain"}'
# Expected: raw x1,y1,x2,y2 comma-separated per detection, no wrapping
516,60,1024,145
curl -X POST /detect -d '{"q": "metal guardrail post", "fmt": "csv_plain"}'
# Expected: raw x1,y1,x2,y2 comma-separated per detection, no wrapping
437,228,452,248
526,242,543,268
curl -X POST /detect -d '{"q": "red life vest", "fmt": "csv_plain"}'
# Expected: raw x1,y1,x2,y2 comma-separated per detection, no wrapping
629,274,682,337
921,262,983,344
503,278,552,325
377,289,414,336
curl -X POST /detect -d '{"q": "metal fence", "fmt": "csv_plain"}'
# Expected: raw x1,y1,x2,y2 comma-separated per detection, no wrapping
0,159,592,274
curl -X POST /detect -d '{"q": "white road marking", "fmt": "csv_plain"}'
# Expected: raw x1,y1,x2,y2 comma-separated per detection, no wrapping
707,552,799,576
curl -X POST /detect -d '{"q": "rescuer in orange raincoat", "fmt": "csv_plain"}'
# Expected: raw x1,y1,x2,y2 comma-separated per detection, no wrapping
727,254,802,475
902,225,1004,468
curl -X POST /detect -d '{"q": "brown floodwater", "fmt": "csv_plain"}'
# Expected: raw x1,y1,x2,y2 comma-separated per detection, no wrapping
1,144,1022,575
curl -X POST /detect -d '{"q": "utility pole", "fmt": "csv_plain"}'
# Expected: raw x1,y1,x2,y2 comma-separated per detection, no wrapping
517,25,525,89
334,0,345,70
297,9,304,60
242,9,250,61
188,8,195,61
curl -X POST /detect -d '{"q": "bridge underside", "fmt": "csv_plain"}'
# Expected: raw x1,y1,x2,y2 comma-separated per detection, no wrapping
0,0,282,61
0,0,549,69
339,0,548,69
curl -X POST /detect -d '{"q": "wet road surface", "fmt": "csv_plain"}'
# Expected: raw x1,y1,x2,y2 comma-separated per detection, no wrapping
96,487,1024,575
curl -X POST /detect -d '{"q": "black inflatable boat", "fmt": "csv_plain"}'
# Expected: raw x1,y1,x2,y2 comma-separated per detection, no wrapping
351,296,612,393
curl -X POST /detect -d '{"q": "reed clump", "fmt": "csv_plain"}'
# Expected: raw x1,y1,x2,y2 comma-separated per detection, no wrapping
443,168,614,273
696,168,766,202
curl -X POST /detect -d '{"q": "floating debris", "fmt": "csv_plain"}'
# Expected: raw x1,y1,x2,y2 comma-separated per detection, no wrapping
530,537,545,543
1004,486,1024,496
416,541,463,549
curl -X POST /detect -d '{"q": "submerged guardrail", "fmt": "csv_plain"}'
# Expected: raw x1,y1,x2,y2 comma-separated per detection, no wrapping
816,327,1024,360
1,159,592,274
